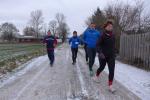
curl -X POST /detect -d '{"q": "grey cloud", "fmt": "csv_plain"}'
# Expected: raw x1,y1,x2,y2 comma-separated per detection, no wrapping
0,0,149,35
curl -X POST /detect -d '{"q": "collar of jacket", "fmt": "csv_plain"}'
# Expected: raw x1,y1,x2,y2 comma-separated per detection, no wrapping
73,36,77,38
104,30,113,37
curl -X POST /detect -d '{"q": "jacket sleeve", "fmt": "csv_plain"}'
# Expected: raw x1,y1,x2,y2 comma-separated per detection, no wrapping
96,34,104,54
82,30,87,44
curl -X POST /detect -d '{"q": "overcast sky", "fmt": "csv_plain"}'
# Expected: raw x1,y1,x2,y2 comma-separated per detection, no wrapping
0,0,149,35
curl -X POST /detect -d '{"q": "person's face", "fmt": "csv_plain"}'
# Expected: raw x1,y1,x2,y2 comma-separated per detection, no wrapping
47,31,51,36
105,24,113,31
90,24,96,29
73,33,77,37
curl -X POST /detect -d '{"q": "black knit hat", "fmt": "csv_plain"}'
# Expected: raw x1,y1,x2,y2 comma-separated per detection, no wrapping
73,31,77,34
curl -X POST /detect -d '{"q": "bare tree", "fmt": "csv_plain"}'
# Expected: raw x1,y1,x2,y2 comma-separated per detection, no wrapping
55,13,65,25
23,26,36,36
29,10,44,38
105,0,150,34
58,22,69,42
55,13,69,42
41,23,48,36
134,0,150,33
85,8,106,29
1,22,18,42
49,20,57,36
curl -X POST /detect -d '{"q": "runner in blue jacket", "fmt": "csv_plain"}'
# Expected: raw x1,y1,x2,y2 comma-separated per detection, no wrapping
69,31,81,65
83,23,101,76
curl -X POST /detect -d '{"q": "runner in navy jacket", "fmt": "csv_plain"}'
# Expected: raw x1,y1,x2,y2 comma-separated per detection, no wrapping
69,31,81,65
43,30,57,66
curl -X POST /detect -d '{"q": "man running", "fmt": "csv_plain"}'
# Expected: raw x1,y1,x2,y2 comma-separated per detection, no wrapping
94,21,116,92
43,30,57,66
69,31,81,65
83,23,101,76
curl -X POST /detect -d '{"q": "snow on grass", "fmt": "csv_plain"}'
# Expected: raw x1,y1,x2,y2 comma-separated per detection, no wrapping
0,55,47,89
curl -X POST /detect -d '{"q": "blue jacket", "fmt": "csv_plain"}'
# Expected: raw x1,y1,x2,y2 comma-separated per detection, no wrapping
83,28,101,48
69,36,81,48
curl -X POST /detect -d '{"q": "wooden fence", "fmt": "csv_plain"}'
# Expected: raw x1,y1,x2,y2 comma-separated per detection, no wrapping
120,33,150,70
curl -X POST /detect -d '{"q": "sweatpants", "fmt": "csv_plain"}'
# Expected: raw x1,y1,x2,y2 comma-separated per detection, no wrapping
47,50,54,65
96,56,115,86
87,48,96,71
71,48,78,63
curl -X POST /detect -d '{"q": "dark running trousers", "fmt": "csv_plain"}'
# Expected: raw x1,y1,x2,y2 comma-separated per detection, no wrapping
87,48,96,71
84,46,89,62
71,48,78,63
47,50,54,65
97,56,115,86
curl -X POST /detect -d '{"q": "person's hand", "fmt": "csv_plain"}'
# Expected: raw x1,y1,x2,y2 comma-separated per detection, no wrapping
53,44,57,48
99,53,105,59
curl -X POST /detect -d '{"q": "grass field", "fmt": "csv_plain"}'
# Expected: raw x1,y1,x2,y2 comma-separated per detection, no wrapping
0,43,46,74
0,43,45,62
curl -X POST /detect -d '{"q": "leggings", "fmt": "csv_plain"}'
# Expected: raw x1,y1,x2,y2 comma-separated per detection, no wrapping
97,56,115,86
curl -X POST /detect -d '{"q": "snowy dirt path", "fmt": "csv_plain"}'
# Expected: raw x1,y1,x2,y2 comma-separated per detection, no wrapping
0,44,140,100
79,48,150,100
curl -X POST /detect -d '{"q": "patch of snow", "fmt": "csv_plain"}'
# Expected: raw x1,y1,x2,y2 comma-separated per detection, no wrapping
76,59,88,97
13,58,47,100
0,55,47,89
95,58,150,100
67,49,88,100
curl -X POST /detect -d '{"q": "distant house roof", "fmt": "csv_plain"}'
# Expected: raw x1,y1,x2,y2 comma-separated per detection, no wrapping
16,35,43,39
18,36,35,39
